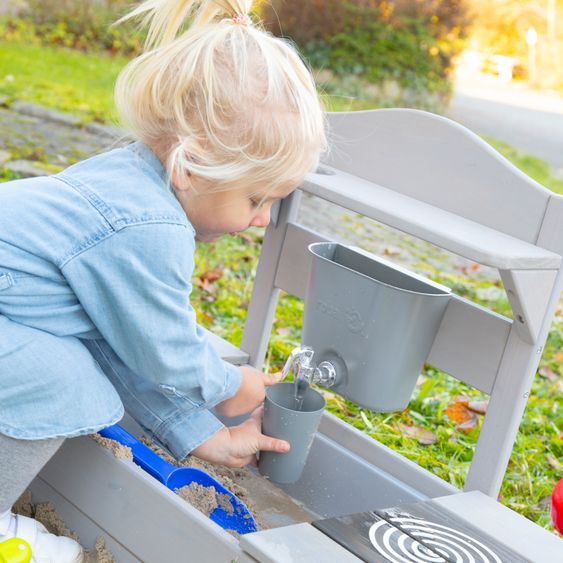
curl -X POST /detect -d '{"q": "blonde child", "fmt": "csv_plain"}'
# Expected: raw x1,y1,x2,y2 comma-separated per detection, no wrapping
0,1,327,560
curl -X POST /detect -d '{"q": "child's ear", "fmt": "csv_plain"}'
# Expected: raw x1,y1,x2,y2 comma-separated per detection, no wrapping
171,168,191,191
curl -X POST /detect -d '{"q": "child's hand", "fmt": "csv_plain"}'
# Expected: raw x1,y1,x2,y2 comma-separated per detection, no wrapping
215,365,283,418
191,407,289,468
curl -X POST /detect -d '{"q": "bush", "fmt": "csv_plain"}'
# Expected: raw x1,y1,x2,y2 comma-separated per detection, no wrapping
0,0,144,56
261,1,470,100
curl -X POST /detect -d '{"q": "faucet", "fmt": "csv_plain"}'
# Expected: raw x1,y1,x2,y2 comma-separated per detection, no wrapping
282,346,338,408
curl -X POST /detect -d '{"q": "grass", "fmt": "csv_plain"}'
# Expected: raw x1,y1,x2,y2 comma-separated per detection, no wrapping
193,231,562,531
485,137,563,196
0,40,126,123
0,37,561,531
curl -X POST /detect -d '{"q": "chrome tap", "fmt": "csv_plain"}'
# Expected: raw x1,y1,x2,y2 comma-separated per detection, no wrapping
282,346,338,409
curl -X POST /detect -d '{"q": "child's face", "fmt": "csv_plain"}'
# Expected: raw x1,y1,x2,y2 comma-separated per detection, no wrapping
174,178,297,242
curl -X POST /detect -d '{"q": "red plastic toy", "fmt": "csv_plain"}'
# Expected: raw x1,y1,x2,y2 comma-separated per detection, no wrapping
552,478,563,535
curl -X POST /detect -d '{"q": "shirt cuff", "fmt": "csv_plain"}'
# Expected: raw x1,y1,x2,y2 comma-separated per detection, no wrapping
152,408,225,460
207,361,242,408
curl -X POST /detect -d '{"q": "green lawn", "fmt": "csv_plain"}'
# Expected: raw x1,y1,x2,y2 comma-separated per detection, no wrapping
0,40,125,123
0,38,561,531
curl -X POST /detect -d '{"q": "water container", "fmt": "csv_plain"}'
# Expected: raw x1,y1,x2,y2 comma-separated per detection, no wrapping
302,242,451,411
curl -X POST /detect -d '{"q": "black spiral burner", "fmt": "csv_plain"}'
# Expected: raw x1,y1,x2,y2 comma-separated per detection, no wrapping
313,500,530,562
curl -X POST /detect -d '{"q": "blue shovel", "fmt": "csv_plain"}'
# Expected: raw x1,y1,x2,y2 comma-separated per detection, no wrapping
98,424,257,534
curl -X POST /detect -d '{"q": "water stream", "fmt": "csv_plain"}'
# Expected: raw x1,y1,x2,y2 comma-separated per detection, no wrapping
293,377,310,411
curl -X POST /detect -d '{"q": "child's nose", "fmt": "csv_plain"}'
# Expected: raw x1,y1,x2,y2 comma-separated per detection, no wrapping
251,206,271,228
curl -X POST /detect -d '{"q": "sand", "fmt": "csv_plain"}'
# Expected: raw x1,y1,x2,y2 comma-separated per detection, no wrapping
12,490,115,562
141,437,314,531
93,431,315,533
140,436,272,528
176,483,219,517
90,434,133,461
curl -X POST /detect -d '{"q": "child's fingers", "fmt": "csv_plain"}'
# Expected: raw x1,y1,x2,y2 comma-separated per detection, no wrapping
259,434,290,454
262,371,284,386
249,405,264,423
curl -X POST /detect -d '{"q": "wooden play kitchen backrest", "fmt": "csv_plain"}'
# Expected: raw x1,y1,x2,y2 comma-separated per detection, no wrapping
226,108,563,499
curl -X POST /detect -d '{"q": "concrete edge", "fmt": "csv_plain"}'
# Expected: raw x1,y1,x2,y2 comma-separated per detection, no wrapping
6,99,125,138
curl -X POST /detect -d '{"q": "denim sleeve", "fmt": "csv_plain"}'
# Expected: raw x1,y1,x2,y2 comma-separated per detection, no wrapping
61,222,242,412
150,408,226,460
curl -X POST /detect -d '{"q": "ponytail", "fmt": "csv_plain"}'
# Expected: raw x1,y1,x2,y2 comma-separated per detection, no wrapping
116,0,253,49
114,1,327,193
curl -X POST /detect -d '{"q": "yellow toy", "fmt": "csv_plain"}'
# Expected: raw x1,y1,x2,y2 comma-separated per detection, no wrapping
0,538,32,563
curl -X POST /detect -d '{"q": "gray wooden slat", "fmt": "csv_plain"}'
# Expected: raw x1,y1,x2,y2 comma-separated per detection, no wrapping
204,327,249,364
241,191,302,367
301,167,560,271
29,478,140,562
427,295,511,394
466,268,563,496
317,412,458,500
37,437,252,562
241,523,361,563
324,109,552,244
274,221,329,299
537,194,563,255
433,491,563,562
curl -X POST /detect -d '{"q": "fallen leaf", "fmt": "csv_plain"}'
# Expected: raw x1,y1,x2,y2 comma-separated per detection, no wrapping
461,262,480,274
444,400,478,432
457,418,479,431
467,400,488,415
194,267,223,293
539,367,558,381
194,278,215,293
398,423,436,445
383,247,400,257
200,268,223,283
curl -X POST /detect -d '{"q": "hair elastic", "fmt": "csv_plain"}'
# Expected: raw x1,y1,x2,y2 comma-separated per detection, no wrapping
232,13,251,26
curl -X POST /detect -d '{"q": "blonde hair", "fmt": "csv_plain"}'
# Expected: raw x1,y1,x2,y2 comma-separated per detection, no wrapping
114,0,327,195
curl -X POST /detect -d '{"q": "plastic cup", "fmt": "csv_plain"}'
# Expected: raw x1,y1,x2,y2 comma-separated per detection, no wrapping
259,382,325,484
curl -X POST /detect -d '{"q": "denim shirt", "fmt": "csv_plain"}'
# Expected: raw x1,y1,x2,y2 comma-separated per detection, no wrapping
0,142,241,456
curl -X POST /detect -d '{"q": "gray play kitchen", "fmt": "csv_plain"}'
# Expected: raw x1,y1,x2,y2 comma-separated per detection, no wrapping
29,109,563,561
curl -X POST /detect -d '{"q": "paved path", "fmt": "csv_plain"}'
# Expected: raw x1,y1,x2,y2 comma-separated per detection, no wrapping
447,74,563,175
0,106,116,166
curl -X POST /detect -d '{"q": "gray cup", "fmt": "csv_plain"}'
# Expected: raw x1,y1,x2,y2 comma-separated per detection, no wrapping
259,383,325,484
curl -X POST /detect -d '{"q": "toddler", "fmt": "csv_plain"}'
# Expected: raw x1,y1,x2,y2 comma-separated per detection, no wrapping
0,0,327,560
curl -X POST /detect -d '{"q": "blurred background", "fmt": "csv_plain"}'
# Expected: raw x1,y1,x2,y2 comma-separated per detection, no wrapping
0,0,561,533
1,0,562,175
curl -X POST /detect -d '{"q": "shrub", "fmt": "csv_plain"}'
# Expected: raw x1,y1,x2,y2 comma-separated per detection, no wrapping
260,1,470,99
0,0,144,56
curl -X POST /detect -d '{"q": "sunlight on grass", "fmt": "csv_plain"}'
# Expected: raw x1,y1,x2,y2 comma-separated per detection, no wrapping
0,40,126,123
486,137,563,196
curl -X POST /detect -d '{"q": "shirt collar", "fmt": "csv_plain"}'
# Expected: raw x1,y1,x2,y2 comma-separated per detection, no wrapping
128,141,169,185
